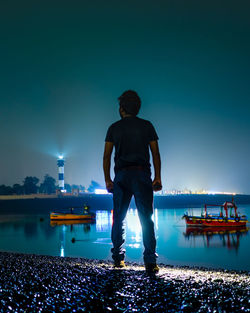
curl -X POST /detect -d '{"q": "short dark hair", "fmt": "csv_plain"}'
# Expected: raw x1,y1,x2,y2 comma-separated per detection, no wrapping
118,90,141,116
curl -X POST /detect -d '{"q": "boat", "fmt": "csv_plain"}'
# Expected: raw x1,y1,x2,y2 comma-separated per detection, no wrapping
50,219,95,226
183,226,248,251
50,205,95,221
184,225,248,235
182,199,248,227
50,212,96,220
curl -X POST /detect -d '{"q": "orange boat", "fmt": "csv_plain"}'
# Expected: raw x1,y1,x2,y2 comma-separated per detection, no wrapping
50,212,95,220
50,219,95,226
183,200,248,227
50,205,95,221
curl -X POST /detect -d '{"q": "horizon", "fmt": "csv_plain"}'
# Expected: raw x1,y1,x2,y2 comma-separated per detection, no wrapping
0,174,247,197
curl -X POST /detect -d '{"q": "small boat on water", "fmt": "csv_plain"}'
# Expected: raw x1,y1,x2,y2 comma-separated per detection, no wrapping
183,199,248,227
183,225,248,251
50,219,95,226
50,205,95,221
50,213,96,221
184,225,248,234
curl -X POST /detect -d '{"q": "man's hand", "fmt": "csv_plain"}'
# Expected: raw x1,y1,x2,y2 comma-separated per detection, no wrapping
152,178,162,192
149,141,162,192
103,142,114,193
105,179,114,193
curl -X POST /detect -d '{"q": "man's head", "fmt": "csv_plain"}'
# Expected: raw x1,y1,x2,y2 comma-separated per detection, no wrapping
118,90,141,117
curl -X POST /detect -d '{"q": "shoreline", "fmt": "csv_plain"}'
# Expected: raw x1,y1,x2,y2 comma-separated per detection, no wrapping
0,194,250,215
0,252,249,312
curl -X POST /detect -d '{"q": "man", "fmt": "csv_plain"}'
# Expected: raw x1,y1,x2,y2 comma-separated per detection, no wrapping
103,90,162,273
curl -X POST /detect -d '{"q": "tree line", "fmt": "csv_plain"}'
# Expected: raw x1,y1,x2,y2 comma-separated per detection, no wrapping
0,176,102,195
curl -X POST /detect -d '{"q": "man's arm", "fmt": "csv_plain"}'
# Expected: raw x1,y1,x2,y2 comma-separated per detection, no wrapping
103,141,114,192
149,140,162,191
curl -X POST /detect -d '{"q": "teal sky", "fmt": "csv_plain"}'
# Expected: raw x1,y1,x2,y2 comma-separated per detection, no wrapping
0,1,250,193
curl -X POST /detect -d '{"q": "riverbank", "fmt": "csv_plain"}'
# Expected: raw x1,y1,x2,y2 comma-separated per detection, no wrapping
0,194,250,214
0,252,249,312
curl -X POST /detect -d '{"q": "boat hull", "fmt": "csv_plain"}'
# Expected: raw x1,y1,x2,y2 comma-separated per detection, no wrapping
185,225,248,234
50,220,94,226
183,216,247,227
50,213,95,220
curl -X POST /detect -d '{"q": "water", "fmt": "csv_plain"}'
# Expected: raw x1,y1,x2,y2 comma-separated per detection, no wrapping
0,206,249,271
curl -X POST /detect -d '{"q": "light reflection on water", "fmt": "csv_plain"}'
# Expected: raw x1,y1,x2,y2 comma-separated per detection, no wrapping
0,206,249,271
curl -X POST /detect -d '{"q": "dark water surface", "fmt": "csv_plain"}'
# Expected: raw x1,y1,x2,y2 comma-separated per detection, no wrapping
0,206,249,271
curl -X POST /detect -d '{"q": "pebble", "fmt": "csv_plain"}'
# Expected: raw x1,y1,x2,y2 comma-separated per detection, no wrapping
0,252,249,312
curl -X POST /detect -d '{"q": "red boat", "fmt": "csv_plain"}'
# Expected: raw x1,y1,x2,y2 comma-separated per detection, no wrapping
183,200,248,227
183,226,248,251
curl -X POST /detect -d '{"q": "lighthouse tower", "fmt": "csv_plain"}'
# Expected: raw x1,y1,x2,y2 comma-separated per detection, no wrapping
57,155,65,191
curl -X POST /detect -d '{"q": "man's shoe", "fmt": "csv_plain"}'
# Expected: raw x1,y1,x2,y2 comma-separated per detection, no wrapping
114,260,126,268
145,263,159,273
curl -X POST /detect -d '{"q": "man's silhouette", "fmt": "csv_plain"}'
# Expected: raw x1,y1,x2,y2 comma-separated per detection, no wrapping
103,90,162,273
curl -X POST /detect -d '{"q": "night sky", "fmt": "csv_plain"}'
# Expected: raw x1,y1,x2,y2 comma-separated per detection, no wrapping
1,1,250,193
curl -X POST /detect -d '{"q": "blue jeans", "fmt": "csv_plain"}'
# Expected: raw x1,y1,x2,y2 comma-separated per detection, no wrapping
111,169,157,264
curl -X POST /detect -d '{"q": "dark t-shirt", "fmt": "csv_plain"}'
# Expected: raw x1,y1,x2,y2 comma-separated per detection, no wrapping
105,116,159,173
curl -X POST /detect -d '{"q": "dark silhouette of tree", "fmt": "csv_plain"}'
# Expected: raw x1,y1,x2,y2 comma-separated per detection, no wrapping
0,185,13,195
64,183,72,193
79,184,85,192
23,176,39,194
40,174,56,194
12,184,24,195
87,180,102,193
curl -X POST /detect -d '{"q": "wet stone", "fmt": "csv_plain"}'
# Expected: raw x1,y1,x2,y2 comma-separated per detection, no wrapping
0,251,249,312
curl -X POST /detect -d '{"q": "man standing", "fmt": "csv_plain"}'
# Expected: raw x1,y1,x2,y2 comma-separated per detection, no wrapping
103,90,162,273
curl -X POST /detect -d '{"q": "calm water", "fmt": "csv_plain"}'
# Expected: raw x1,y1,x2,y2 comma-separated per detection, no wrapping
0,206,249,271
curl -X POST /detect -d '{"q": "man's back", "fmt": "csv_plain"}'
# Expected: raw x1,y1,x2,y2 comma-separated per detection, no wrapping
105,116,158,172
103,90,162,272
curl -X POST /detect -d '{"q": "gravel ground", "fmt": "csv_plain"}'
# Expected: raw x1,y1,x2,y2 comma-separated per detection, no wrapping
0,252,249,313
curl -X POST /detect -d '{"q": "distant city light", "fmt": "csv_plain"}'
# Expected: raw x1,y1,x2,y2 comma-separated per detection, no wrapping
94,189,109,194
160,189,238,195
207,191,236,195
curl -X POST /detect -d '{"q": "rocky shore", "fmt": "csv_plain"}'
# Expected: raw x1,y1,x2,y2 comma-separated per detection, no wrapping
0,252,249,312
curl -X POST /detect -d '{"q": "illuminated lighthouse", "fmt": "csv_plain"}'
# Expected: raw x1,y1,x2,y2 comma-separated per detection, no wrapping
57,155,65,191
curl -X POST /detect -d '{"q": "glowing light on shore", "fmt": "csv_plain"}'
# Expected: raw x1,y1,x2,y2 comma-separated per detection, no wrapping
95,189,109,194
161,189,238,195
208,191,236,195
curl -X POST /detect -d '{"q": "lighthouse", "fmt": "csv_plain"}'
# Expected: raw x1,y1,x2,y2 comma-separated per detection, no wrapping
57,155,65,191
